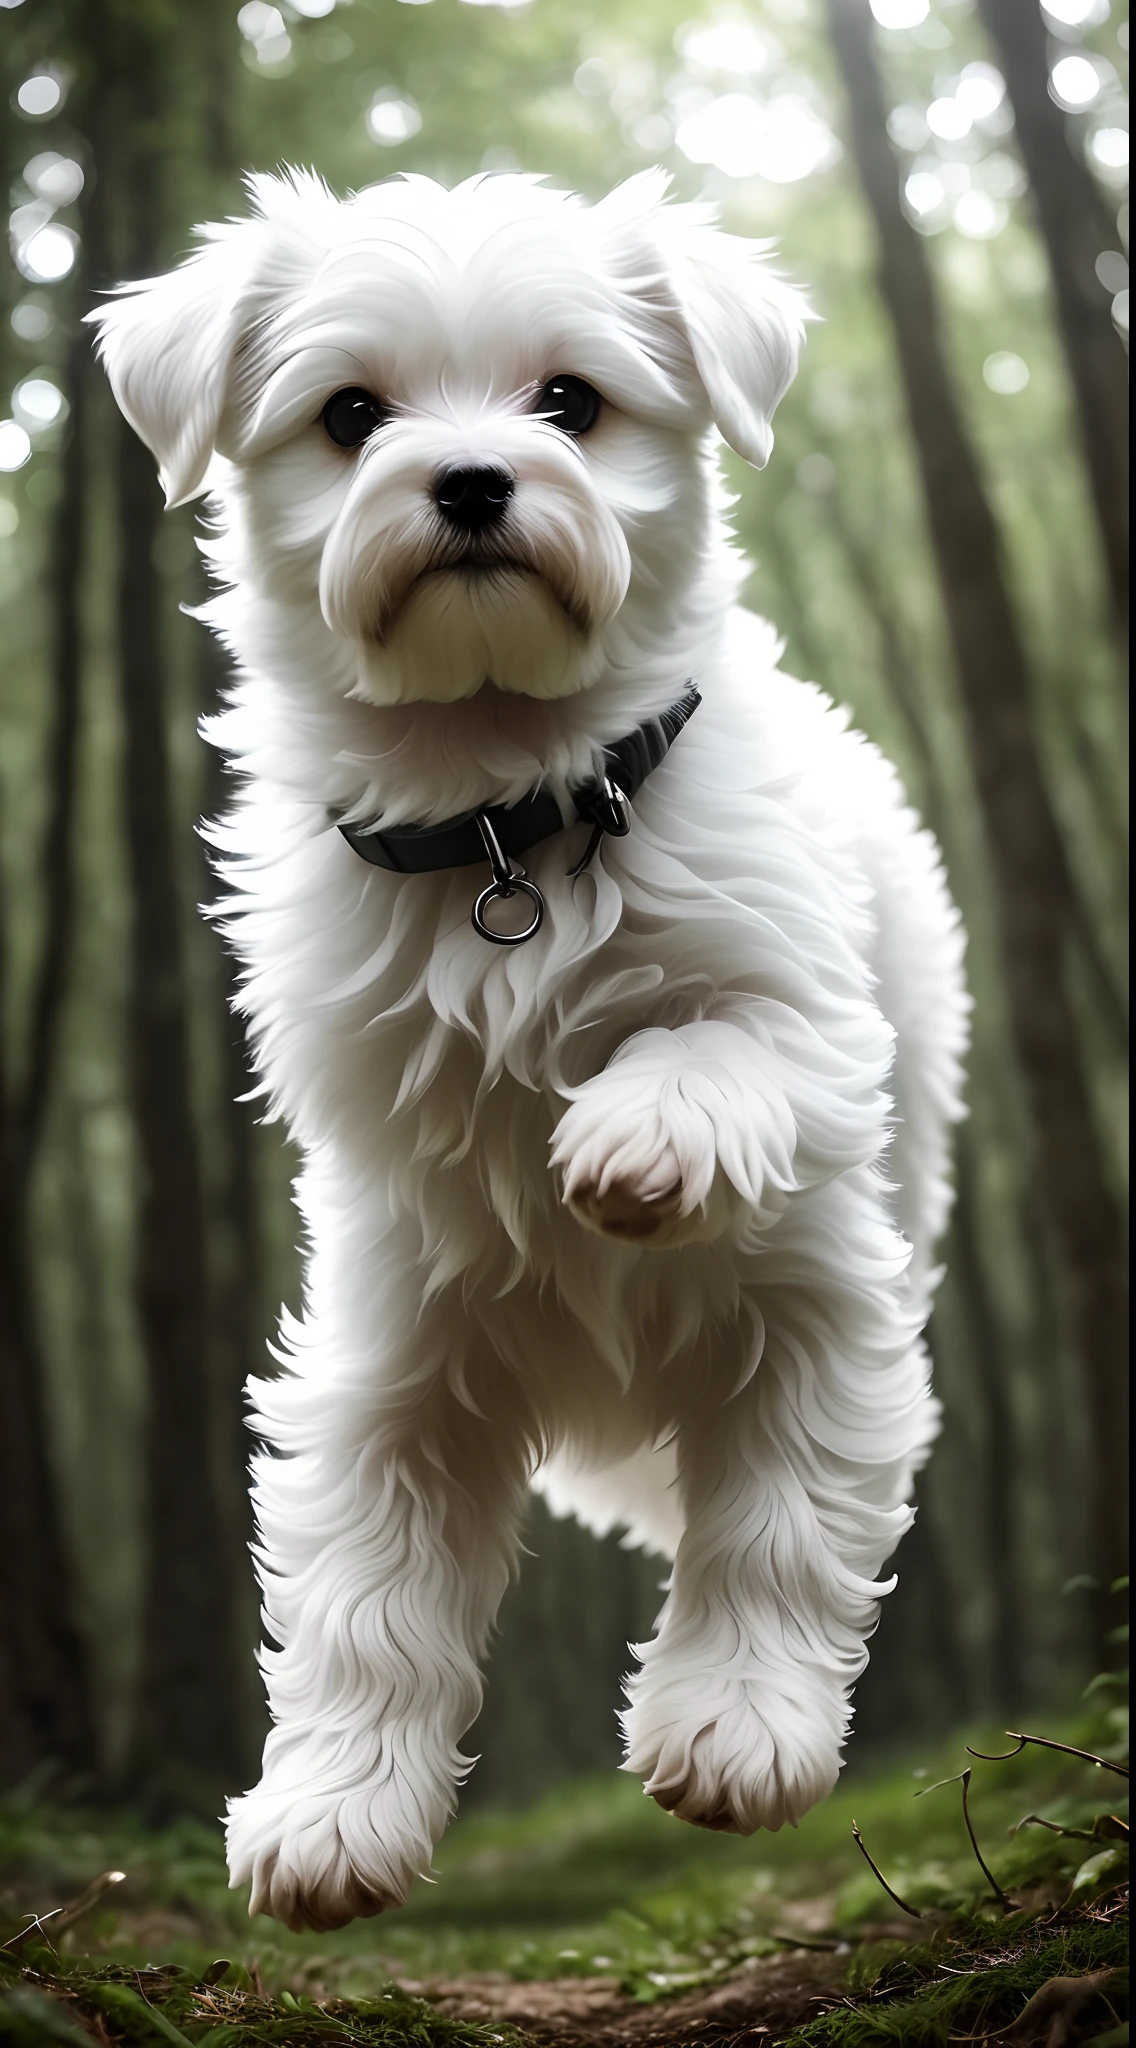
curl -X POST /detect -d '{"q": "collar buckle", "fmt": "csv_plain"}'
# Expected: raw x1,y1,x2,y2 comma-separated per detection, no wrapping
590,773,632,839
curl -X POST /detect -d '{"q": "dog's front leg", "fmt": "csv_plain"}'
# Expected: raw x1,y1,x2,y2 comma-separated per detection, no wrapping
225,1359,528,1931
622,1173,935,1833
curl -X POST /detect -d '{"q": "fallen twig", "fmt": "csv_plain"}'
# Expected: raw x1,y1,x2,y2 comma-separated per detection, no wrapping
850,1820,922,1918
959,1770,1013,1911
1011,1814,1096,1842
917,1769,1012,1911
1,1870,126,1953
966,1731,1129,1778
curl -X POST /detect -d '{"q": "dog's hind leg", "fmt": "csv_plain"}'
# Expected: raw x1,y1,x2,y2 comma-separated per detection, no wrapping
621,1169,936,1835
224,1292,532,1931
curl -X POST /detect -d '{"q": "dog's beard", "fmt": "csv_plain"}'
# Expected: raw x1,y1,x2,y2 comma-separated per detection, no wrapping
318,418,631,706
360,565,603,704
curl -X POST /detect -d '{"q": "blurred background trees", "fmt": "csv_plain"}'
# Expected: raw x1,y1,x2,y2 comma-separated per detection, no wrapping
0,0,1128,1810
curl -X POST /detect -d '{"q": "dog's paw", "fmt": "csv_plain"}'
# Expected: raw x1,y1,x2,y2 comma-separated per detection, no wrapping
561,1132,688,1243
550,1049,741,1247
622,1679,844,1835
226,1776,432,1933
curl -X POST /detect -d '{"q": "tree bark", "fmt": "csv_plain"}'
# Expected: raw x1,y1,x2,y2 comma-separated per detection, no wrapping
0,1168,94,1785
115,404,242,1792
976,0,1128,638
818,493,1026,1707
0,334,94,1788
948,1130,1022,1712
109,91,242,1782
826,0,1129,1630
854,1461,972,1741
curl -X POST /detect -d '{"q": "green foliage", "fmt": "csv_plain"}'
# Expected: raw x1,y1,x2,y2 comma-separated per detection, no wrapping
0,1961,531,2048
786,1917,1128,2046
0,1707,1128,2041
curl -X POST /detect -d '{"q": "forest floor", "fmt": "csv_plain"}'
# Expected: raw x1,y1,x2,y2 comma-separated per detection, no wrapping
0,1703,1128,2048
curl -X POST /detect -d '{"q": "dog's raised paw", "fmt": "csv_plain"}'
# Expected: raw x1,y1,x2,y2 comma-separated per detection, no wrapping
550,1068,725,1248
563,1139,686,1242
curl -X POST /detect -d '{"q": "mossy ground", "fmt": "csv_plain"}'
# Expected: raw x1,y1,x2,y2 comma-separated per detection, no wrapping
1,1704,1127,2046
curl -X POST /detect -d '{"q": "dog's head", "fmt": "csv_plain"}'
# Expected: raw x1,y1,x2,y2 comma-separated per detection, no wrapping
91,170,806,706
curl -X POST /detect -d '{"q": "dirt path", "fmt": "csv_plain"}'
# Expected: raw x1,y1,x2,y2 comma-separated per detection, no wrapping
414,1944,861,2044
408,1893,1129,2047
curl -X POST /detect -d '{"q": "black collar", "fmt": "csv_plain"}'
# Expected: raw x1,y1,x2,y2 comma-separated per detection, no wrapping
338,685,701,878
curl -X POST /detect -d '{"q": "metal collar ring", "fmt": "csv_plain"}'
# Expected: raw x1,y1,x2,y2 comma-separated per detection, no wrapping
471,812,546,945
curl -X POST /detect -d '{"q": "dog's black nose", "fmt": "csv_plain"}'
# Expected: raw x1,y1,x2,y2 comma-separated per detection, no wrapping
434,465,514,533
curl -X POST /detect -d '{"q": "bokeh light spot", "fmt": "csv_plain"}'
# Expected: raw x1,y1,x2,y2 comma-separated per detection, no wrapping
980,153,1027,200
17,223,78,282
905,171,946,217
16,73,63,117
1043,0,1109,23
13,376,65,430
1089,128,1129,169
633,114,673,155
0,420,33,471
870,0,928,27
675,19,775,76
676,92,839,182
237,2,281,37
957,63,1005,121
926,96,972,141
23,153,85,205
1094,250,1129,294
983,352,1030,394
888,104,930,150
954,191,1007,239
10,300,53,342
367,94,422,144
1050,55,1100,106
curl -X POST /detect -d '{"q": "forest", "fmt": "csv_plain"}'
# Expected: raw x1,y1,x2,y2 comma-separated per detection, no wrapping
0,0,1129,2040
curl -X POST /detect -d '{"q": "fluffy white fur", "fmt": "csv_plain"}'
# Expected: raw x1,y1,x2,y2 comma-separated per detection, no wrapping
91,168,968,1932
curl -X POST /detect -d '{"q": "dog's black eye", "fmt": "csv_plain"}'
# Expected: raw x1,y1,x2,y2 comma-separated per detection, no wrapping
535,376,602,436
322,387,389,449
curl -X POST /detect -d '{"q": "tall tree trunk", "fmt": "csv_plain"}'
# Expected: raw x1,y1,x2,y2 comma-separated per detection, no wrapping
976,0,1128,638
112,130,241,1788
0,1173,93,1784
0,331,94,1786
818,490,1027,1707
948,1131,1022,1712
826,0,1129,1639
116,407,241,1791
853,1461,972,1741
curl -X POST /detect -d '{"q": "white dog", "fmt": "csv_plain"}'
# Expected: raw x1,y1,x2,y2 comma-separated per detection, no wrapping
92,168,968,1933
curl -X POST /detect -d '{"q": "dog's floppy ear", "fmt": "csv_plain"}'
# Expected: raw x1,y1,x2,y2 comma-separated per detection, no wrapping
599,174,809,470
86,232,249,508
661,222,808,469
